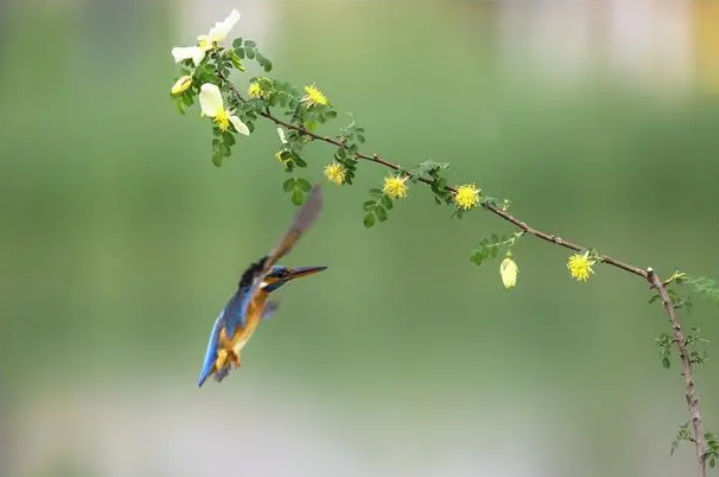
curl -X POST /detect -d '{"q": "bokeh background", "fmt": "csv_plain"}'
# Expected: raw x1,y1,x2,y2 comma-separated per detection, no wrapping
1,1,718,477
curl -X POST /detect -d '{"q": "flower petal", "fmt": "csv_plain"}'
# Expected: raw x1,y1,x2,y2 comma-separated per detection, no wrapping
277,127,287,144
208,9,240,42
199,83,225,117
172,46,205,65
230,116,250,136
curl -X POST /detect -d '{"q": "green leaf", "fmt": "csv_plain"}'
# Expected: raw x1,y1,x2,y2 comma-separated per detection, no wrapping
294,156,308,168
212,149,224,167
662,357,671,369
228,52,245,72
175,97,186,115
363,212,376,228
283,178,296,193
232,38,243,48
375,206,388,222
326,110,338,119
684,275,719,305
291,189,305,206
362,200,376,212
246,48,256,60
222,131,236,146
295,178,312,192
380,195,393,210
235,47,245,59
369,188,383,198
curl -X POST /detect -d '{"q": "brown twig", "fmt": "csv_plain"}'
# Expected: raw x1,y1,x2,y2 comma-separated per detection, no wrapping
257,102,648,276
222,77,708,474
648,268,707,477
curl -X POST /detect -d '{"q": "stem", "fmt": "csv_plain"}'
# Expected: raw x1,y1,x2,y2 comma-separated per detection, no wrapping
648,268,707,477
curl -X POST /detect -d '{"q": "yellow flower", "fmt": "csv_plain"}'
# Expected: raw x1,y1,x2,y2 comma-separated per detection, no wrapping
171,76,193,95
275,150,291,164
382,175,409,200
324,163,346,184
199,83,250,135
248,82,262,98
171,9,241,66
248,78,273,99
453,184,481,210
567,251,596,282
500,255,518,289
302,84,329,107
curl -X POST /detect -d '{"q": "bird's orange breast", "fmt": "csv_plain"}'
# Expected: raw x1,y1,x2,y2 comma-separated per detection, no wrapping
212,292,269,374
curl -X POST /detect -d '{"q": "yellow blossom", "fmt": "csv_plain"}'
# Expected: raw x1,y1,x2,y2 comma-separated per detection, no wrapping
382,175,409,200
248,82,262,98
453,184,481,210
199,83,250,135
500,255,518,289
567,251,596,282
324,163,346,184
275,150,291,164
171,76,193,95
302,84,329,107
248,78,273,99
171,9,240,66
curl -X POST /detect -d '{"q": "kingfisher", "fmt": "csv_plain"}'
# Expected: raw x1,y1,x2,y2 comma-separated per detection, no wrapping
197,184,326,386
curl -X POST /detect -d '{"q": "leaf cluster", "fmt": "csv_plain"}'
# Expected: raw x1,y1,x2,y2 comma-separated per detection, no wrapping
282,177,312,206
470,232,523,267
362,188,393,228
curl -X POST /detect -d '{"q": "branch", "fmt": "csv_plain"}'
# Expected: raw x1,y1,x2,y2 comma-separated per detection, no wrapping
223,77,649,278
648,268,707,477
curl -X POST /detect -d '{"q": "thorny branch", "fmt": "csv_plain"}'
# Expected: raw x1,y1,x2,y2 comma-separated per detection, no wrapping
648,268,707,477
221,76,708,475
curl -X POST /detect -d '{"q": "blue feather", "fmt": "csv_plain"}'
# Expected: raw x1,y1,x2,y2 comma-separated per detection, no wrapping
197,309,225,387
223,288,251,340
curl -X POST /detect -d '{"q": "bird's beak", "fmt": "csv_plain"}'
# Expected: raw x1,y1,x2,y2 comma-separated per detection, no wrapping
284,266,328,282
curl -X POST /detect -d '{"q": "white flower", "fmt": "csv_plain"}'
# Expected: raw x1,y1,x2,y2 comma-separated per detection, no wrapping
206,9,240,43
277,127,287,144
171,9,241,66
199,83,250,135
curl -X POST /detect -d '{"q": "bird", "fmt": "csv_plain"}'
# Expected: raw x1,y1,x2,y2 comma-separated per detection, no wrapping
197,184,326,386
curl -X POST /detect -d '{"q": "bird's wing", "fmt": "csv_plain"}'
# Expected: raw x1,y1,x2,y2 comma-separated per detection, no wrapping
222,289,250,341
262,300,280,319
238,184,323,327
197,309,225,387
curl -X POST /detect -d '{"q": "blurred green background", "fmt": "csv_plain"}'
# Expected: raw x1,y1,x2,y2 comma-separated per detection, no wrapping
2,2,718,477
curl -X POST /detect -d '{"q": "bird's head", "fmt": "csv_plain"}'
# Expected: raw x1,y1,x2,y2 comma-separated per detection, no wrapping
261,265,327,292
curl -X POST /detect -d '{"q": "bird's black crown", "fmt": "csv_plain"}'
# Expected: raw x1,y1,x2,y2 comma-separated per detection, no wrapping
238,255,269,290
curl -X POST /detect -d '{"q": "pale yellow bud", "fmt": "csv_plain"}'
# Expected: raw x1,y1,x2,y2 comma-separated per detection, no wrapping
171,76,193,95
500,256,518,289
